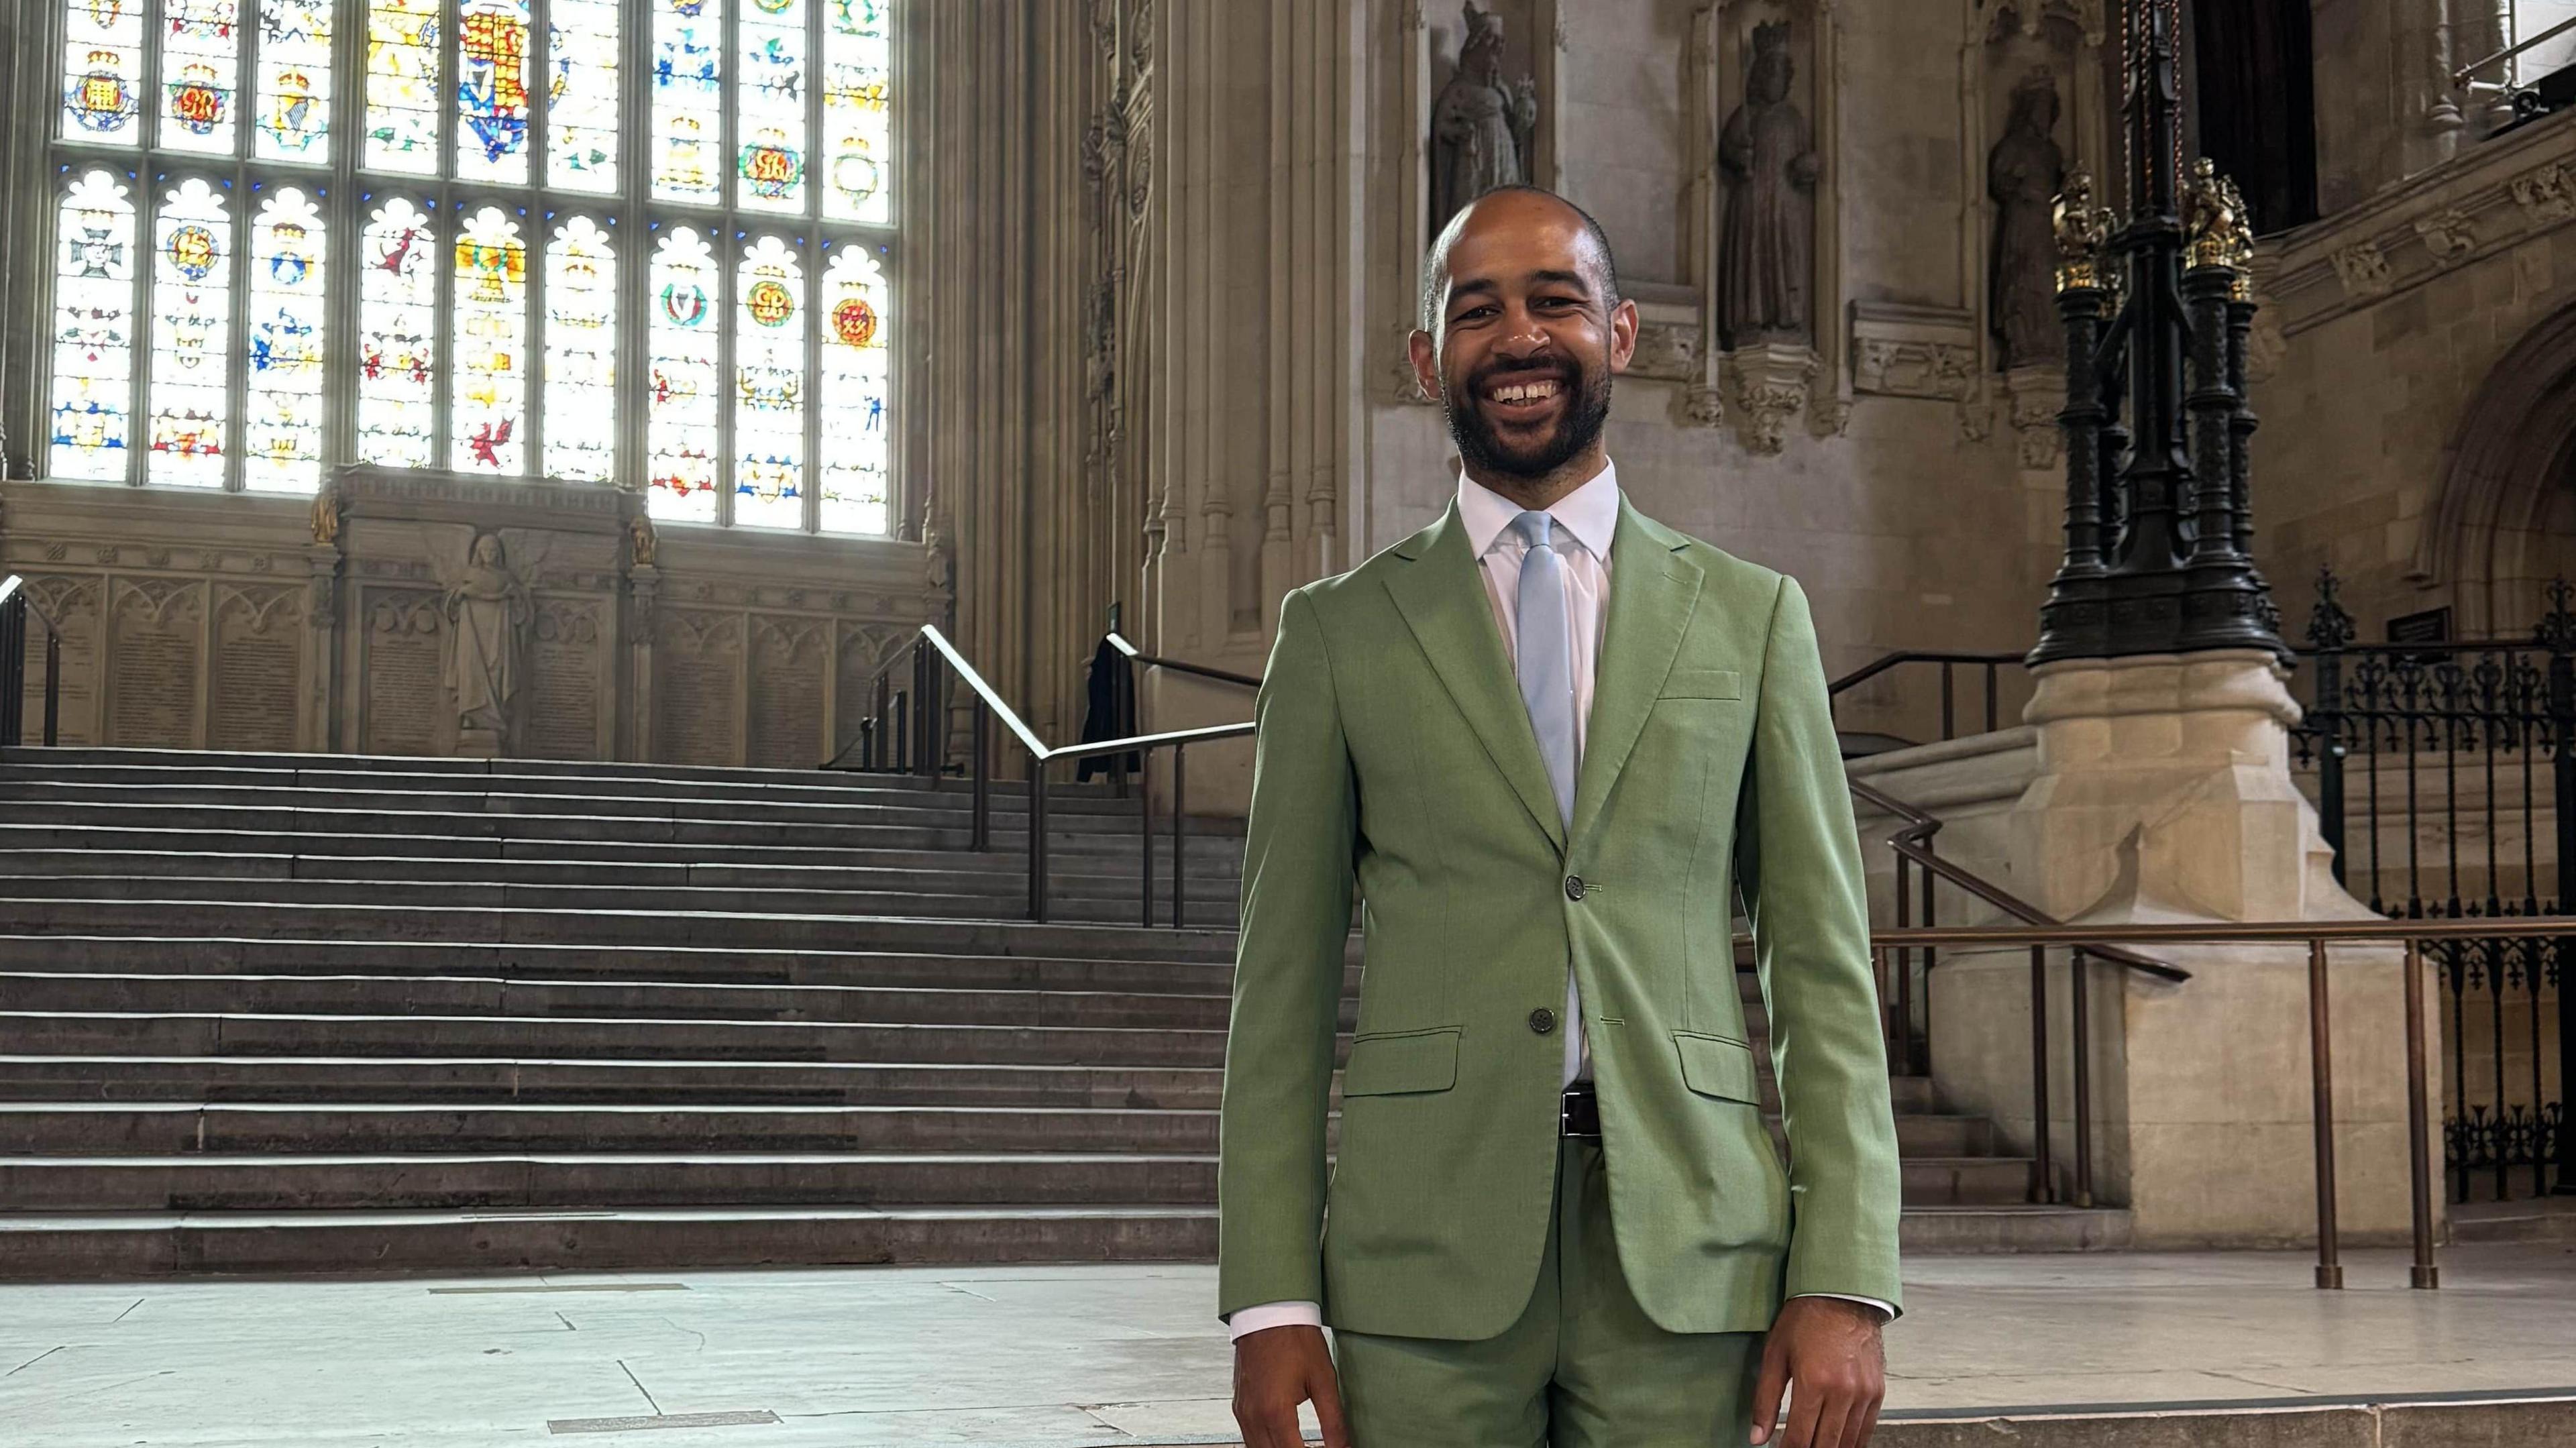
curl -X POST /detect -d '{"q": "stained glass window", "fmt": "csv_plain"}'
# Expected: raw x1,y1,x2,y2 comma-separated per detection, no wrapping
545,0,621,192
48,171,139,482
252,0,333,161
733,235,806,527
244,186,327,493
647,227,722,522
356,196,437,465
145,178,233,487
364,0,441,173
158,0,243,155
456,0,532,184
543,217,618,481
451,206,529,471
735,0,807,214
46,0,900,533
61,0,147,140
652,0,726,205
818,247,890,535
821,0,892,225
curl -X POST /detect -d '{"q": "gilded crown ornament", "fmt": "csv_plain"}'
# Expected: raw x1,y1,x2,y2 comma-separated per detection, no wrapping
2051,167,2113,293
2184,157,2256,291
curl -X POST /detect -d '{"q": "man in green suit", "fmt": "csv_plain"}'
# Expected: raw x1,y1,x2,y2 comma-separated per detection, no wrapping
1220,186,1902,1447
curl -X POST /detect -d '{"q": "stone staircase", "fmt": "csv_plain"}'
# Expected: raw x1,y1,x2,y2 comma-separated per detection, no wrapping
0,746,2119,1278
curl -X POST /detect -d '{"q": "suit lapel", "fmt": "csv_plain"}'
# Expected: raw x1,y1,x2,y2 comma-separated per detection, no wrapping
1568,498,1704,848
1386,502,1568,854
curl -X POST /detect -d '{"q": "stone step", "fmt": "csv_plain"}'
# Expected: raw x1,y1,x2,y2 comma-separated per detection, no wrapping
0,871,1247,927
0,935,1327,993
1900,1154,2040,1206
0,1010,1246,1068
0,1201,1223,1278
0,972,1295,1032
0,1055,1232,1108
0,1149,1226,1212
1895,1205,2136,1252
0,899,1256,959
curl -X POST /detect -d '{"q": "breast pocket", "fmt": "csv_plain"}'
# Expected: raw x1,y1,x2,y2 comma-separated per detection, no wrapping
1659,668,1742,700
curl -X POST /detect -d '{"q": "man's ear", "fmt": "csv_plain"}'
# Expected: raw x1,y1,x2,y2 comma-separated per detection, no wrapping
1407,327,1440,403
1606,297,1640,376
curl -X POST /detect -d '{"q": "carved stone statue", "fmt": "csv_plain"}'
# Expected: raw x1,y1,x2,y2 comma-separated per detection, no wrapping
443,532,532,744
1989,70,2066,370
1718,22,1819,349
1431,3,1539,231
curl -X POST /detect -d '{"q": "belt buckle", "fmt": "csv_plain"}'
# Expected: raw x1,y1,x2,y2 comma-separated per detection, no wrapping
1560,1082,1600,1138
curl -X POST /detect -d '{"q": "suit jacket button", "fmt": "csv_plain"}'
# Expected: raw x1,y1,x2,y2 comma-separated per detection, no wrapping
1529,1007,1558,1034
1564,874,1587,901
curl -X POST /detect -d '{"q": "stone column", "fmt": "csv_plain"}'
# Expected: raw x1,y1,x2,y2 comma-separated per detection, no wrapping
1931,649,2441,1246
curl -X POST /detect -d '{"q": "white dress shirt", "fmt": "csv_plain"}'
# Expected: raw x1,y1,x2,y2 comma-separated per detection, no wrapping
1226,461,1890,1341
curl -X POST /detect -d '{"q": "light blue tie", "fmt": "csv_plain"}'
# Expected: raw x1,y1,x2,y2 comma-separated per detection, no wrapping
1512,510,1577,828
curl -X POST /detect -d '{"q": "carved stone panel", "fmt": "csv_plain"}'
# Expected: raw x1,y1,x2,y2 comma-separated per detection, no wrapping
658,610,745,767
106,578,206,748
361,589,446,756
526,597,606,761
209,583,305,752
1851,302,1981,400
17,575,101,745
747,616,826,769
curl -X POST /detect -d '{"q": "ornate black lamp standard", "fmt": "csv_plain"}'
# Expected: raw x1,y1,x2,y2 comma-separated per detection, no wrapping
2029,0,2288,665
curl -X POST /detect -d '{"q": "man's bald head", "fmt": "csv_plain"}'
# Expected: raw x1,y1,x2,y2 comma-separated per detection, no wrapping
1418,185,1621,336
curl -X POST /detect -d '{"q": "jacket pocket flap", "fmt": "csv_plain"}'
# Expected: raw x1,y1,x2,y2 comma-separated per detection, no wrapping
1660,668,1742,700
1674,1031,1760,1103
1342,1028,1460,1096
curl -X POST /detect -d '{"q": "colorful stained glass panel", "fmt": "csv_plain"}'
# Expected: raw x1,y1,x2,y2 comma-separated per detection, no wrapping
157,0,243,154
545,0,621,192
820,0,891,225
651,0,724,204
252,0,333,160
817,246,889,535
451,206,528,471
456,0,532,183
61,0,147,140
48,171,140,482
735,0,806,213
363,0,441,173
732,235,805,527
542,217,617,481
356,196,436,465
647,227,721,521
145,178,233,487
244,186,327,493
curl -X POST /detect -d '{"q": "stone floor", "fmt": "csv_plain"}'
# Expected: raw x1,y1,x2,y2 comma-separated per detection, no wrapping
2,1244,2572,1447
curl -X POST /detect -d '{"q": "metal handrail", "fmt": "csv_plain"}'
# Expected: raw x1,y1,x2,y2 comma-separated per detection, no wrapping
0,575,65,748
1848,913,2576,1293
1106,630,1264,689
820,621,1254,926
2456,12,2576,86
1829,649,2026,743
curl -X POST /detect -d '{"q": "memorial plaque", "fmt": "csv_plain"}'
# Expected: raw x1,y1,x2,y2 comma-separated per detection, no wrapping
18,577,100,746
107,579,205,748
364,590,445,755
210,586,305,752
747,618,825,769
658,611,742,766
527,598,604,760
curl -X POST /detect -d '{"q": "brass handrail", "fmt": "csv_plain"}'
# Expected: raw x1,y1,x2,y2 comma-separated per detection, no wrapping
1106,630,1265,689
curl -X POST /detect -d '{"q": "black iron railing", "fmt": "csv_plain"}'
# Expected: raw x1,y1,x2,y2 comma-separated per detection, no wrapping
0,576,64,749
2290,566,2573,1202
1829,651,2027,745
821,624,1252,927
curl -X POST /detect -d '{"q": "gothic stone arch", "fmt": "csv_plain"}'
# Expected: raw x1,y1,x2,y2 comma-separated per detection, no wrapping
2416,298,2576,638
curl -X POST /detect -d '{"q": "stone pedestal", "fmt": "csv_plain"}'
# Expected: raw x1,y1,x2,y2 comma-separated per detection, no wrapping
1931,649,2443,1247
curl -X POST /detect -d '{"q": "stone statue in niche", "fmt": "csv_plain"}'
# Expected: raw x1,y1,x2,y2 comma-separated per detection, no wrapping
1431,2,1540,231
443,532,533,751
1718,21,1819,349
1989,69,2067,370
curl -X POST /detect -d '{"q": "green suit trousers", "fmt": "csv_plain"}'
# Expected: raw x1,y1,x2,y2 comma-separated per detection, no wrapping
1331,1134,1763,1445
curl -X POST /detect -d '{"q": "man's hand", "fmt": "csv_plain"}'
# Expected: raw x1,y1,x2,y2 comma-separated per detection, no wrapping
1748,1296,1886,1448
1232,1323,1352,1448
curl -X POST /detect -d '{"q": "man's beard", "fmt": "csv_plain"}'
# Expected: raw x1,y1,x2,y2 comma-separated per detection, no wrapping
1442,357,1613,481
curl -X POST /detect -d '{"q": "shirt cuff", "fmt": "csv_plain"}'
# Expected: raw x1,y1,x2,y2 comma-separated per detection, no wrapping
1793,1292,1895,1322
1225,1299,1324,1341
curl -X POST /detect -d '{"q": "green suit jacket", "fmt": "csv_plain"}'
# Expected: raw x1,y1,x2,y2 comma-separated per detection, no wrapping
1215,491,1902,1341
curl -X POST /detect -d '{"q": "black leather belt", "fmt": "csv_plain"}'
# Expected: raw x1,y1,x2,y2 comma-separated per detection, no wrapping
1560,1080,1602,1137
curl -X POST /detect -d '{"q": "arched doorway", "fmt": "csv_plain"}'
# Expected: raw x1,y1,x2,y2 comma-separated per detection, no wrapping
2415,300,2576,638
